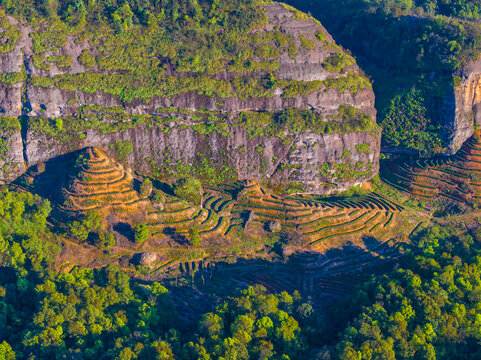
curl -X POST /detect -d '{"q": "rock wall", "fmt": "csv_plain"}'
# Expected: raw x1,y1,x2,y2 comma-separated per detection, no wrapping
0,126,24,182
12,3,375,119
0,3,380,192
24,123,379,194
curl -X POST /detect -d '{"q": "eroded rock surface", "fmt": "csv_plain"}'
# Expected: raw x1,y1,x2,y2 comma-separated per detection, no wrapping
449,59,481,153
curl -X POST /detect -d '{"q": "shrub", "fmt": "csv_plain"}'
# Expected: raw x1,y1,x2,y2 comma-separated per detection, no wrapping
139,178,152,197
134,223,150,243
68,210,101,242
173,178,203,205
78,49,96,68
322,52,354,73
97,231,116,249
188,224,201,247
55,118,63,131
151,190,164,204
47,55,72,69
355,143,371,154
298,35,316,50
279,229,305,246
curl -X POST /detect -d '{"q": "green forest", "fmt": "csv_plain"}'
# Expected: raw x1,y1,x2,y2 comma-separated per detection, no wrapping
0,0,264,30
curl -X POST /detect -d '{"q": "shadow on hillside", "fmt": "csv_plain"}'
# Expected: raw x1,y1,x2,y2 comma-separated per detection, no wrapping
0,266,16,285
161,236,404,327
163,227,188,245
151,179,174,196
113,222,135,243
12,150,80,201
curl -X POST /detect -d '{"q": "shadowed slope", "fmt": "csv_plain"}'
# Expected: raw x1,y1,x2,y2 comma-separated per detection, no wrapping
383,130,481,205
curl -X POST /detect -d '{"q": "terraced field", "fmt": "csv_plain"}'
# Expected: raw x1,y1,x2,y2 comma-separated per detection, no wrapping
145,186,238,238
228,182,404,249
17,146,414,261
383,130,481,204
10,145,441,310
138,179,406,250
59,147,148,212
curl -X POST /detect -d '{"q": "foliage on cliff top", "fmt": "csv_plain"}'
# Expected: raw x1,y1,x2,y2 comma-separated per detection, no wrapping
0,0,368,105
7,0,266,75
1,0,264,34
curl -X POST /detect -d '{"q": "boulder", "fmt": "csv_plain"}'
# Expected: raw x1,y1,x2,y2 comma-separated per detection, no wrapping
139,252,158,268
267,220,282,233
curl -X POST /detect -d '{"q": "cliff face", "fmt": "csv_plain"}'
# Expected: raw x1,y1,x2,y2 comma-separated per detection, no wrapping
25,123,379,193
449,59,481,153
0,3,380,193
0,121,23,180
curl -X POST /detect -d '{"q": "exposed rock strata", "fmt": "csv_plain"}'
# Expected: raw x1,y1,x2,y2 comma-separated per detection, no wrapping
0,125,24,181
24,124,379,193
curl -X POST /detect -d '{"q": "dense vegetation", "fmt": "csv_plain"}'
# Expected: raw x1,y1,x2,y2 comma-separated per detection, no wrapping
3,183,481,359
371,0,481,19
4,1,481,359
182,286,311,359
0,188,318,359
286,0,481,154
0,0,263,30
330,224,481,359
15,0,269,98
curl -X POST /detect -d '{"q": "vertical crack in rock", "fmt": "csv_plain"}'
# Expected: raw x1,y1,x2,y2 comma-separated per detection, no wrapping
20,50,31,166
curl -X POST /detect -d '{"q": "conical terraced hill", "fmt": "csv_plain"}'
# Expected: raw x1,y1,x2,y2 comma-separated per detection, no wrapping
383,130,481,204
60,147,145,212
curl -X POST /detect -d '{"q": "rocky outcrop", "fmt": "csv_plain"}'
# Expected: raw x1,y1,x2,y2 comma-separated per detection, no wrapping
139,253,158,268
0,3,380,192
13,3,376,119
